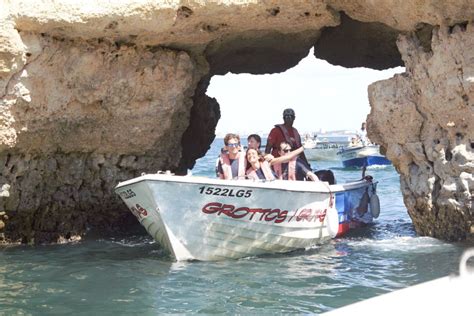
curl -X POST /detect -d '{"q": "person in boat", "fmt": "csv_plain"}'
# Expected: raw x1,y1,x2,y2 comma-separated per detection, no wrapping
349,136,362,147
265,108,311,168
357,122,370,146
248,133,275,162
216,133,246,180
245,146,305,180
272,142,320,181
245,149,277,180
247,134,262,150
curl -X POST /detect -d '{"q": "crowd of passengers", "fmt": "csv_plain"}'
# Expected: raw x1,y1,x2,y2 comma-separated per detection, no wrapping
215,108,335,183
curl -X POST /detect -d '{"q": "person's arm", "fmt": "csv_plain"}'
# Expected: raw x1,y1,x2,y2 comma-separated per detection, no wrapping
306,171,320,182
299,151,311,169
265,128,278,154
263,154,274,162
264,142,273,154
216,159,224,178
269,146,304,165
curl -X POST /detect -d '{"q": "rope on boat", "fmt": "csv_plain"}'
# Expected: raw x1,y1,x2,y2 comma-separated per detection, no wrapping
320,181,334,208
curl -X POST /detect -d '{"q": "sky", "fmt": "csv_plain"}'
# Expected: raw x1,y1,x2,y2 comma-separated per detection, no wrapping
206,48,404,137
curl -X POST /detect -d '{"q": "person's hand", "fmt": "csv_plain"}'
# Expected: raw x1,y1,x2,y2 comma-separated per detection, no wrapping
264,154,274,162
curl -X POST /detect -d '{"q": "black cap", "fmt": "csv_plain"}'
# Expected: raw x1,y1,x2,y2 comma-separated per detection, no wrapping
283,108,295,116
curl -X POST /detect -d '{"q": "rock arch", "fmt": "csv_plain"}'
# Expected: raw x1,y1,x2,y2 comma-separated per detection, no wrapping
0,1,472,243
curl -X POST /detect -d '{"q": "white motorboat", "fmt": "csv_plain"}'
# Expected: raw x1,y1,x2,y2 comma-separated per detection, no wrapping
305,141,347,161
115,173,379,261
303,134,352,161
302,135,318,149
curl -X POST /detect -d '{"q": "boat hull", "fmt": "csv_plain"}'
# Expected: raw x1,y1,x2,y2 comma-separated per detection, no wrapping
305,146,344,161
115,174,377,261
342,156,391,168
304,139,350,161
338,145,391,168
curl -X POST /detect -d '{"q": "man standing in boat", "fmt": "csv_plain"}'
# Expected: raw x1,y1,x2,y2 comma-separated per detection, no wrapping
357,122,370,146
216,133,247,180
265,108,311,168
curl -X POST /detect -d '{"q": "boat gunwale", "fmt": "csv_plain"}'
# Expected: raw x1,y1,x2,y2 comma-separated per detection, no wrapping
115,174,375,194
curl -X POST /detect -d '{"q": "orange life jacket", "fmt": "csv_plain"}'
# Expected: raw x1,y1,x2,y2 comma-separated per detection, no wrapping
275,124,302,148
246,161,275,181
219,152,246,180
273,158,297,180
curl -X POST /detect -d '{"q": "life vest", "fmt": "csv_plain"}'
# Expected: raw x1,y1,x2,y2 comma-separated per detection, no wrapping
273,158,297,180
246,161,275,181
219,152,246,180
275,124,302,148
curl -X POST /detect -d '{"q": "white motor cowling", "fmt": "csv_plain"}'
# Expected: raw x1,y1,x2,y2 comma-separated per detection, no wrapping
370,193,380,218
326,207,340,238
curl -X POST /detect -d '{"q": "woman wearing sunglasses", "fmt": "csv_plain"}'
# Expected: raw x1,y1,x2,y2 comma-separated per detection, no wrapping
272,142,320,181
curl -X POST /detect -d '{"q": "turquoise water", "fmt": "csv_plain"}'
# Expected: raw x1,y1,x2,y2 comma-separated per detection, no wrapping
0,139,469,314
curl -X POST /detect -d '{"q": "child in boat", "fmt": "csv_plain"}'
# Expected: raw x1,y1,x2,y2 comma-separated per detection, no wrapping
247,134,262,150
272,142,320,181
247,133,274,162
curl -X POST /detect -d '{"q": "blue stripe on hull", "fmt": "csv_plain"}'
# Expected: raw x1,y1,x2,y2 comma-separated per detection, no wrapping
342,156,391,168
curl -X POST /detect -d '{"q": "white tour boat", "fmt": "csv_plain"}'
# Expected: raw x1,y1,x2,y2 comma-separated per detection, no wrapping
115,172,379,261
305,141,347,161
303,134,352,161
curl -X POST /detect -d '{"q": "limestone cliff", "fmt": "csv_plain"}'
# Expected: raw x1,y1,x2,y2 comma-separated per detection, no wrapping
0,0,472,243
368,24,474,240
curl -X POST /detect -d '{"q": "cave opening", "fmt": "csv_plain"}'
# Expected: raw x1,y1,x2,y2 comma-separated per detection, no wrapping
193,48,404,176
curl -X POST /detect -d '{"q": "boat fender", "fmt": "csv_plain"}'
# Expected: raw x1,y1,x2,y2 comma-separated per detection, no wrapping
370,193,380,218
326,207,339,238
356,189,370,216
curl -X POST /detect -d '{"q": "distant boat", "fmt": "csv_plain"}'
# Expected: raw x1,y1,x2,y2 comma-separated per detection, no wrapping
303,134,351,161
302,133,318,149
115,173,380,261
305,141,349,161
337,145,391,168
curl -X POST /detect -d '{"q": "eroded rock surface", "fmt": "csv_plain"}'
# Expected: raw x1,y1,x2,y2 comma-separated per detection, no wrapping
0,1,473,242
368,23,474,240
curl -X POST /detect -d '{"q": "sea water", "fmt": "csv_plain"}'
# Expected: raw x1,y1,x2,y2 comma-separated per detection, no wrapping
0,139,470,314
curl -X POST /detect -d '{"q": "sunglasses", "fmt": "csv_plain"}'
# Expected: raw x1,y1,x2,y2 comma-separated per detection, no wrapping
282,149,291,153
284,115,295,119
227,143,239,148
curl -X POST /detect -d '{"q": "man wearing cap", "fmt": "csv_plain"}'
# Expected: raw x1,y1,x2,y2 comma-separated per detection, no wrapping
265,108,310,168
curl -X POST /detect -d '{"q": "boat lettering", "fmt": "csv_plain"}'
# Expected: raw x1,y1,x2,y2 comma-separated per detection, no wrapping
288,208,327,223
119,189,136,199
202,202,287,223
130,203,148,219
198,186,252,198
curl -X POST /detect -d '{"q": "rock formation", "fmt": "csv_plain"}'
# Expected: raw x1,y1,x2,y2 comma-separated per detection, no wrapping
368,23,474,240
0,1,472,243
